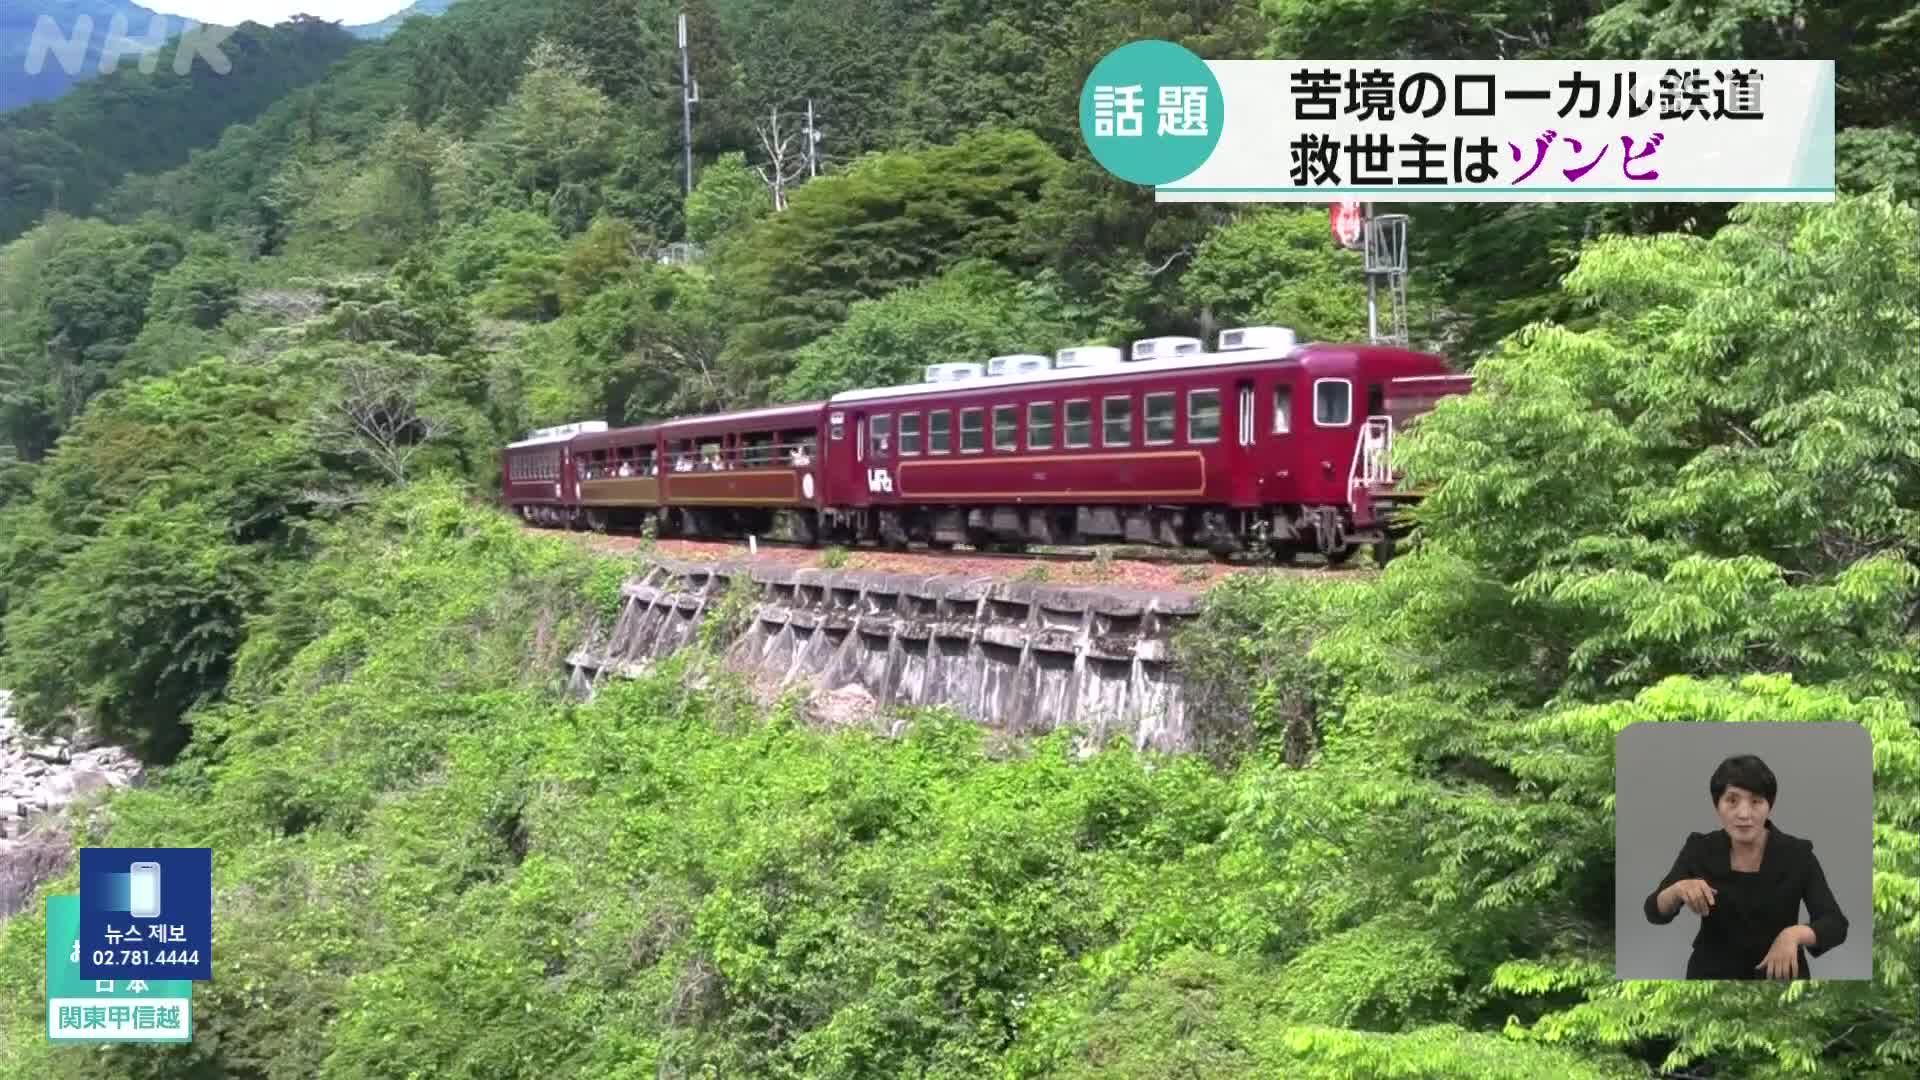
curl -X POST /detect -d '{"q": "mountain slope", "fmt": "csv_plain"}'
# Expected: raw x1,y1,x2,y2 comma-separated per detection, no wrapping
0,0,168,111
346,0,460,40
0,16,362,240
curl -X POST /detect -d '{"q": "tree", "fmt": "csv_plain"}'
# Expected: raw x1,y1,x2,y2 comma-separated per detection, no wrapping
1180,208,1376,346
685,152,770,245
732,0,929,163
713,127,1066,396
473,39,619,227
145,252,243,331
0,355,334,759
0,216,186,459
778,260,1076,401
1215,193,1920,1077
307,351,458,485
750,105,812,212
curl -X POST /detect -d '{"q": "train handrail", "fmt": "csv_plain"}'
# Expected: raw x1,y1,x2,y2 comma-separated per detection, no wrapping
1348,414,1394,503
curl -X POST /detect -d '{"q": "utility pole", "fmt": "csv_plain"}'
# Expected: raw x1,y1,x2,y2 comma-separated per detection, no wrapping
1364,202,1379,343
805,99,820,178
678,13,697,196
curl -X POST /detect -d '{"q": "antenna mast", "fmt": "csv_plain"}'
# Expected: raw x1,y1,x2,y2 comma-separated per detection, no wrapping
678,13,698,196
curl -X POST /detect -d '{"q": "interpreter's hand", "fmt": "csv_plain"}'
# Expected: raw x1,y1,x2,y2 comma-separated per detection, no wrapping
1664,878,1717,916
1756,929,1802,980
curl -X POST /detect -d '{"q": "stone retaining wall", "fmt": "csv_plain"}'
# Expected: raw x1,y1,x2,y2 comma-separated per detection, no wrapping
566,560,1205,752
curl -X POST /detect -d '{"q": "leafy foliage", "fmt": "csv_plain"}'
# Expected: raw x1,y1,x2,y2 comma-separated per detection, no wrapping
778,260,1076,401
714,127,1065,396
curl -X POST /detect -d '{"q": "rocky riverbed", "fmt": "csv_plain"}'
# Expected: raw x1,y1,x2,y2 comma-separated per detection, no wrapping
0,691,144,919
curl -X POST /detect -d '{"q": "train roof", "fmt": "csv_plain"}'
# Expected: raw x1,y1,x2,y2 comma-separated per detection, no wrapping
654,400,826,436
571,424,659,451
825,342,1444,407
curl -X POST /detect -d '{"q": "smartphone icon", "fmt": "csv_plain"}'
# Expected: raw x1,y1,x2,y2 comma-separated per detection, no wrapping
128,862,162,919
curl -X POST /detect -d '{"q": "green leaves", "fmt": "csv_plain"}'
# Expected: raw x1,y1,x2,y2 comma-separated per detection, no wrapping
712,127,1066,396
777,260,1076,401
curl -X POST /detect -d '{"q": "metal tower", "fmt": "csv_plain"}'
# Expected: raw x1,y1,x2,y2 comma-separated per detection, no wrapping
1363,207,1409,348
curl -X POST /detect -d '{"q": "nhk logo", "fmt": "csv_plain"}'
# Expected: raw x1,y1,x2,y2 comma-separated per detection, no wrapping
25,14,236,78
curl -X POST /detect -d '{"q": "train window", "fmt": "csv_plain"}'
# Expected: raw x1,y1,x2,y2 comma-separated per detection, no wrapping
899,413,921,455
1314,379,1352,427
780,428,818,466
870,414,891,457
742,433,775,467
1188,390,1221,442
1065,400,1092,447
993,405,1017,451
1367,382,1385,417
1273,384,1293,434
1102,396,1132,447
1144,392,1176,444
929,410,952,454
960,408,984,453
1028,403,1055,449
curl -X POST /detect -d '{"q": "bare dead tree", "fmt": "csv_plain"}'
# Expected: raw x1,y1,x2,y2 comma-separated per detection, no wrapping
751,104,810,212
308,355,449,485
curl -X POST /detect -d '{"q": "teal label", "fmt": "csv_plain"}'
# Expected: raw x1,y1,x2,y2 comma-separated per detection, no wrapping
1079,39,1224,186
46,894,193,1042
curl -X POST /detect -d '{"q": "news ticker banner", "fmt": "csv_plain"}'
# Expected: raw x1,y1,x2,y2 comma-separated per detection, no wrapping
47,895,194,1043
1078,42,1834,203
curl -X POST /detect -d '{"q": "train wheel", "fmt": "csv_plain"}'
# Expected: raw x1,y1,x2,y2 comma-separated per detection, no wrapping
1372,535,1398,567
792,511,821,548
585,509,608,533
1324,543,1359,566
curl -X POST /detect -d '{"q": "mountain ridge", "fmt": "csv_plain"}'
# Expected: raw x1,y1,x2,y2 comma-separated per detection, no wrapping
345,0,459,41
0,1,171,110
0,1,458,111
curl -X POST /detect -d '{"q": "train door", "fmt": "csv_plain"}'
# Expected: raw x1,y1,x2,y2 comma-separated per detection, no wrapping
827,408,864,509
853,411,868,508
1230,378,1261,506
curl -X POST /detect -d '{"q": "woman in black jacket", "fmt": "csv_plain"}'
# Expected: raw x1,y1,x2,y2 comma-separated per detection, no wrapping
1643,754,1849,980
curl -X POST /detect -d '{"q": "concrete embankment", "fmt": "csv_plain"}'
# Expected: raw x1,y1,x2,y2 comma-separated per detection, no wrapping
566,559,1206,752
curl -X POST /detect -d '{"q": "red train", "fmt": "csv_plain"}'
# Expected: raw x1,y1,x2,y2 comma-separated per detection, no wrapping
501,326,1471,563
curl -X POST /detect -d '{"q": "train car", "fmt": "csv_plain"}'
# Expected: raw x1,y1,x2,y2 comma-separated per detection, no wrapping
815,327,1469,562
571,422,662,531
651,402,829,541
507,326,1472,563
502,420,606,527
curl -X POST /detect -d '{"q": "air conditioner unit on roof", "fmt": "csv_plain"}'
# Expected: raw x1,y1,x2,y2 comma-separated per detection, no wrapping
1217,326,1298,352
1131,336,1204,361
528,420,609,440
987,353,1051,376
924,362,985,383
1054,345,1124,369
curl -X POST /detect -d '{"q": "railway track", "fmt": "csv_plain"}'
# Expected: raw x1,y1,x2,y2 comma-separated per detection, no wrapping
524,520,1373,574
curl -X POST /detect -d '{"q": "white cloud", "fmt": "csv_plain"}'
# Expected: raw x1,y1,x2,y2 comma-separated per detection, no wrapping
137,2,416,27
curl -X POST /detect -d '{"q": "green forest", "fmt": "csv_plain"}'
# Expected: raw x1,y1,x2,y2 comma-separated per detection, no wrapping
2,0,1919,1076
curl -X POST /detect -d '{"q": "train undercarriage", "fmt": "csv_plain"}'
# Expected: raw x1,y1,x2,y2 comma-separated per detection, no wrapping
521,498,1416,566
